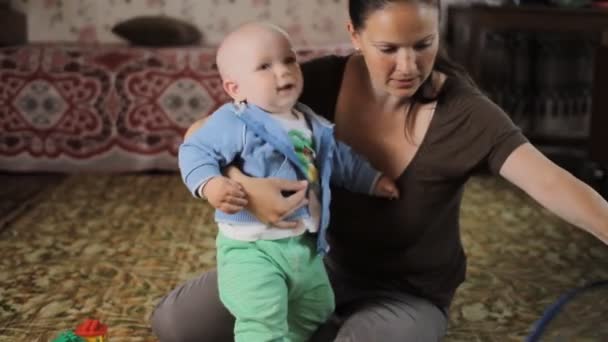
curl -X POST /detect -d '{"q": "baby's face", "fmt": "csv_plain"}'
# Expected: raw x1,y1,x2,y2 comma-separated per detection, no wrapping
230,29,303,113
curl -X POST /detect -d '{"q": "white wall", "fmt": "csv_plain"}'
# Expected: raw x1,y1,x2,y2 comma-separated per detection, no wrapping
9,0,351,47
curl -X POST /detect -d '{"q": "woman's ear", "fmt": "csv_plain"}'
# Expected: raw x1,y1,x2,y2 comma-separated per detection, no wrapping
347,22,361,51
222,79,242,101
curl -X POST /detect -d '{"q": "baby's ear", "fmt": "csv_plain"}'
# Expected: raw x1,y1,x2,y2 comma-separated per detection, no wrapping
222,79,241,101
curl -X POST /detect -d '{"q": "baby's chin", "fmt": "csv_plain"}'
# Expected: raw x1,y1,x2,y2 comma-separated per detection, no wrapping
269,103,297,113
255,95,301,113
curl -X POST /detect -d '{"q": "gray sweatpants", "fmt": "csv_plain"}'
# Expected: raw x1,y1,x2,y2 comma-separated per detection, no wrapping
150,260,448,341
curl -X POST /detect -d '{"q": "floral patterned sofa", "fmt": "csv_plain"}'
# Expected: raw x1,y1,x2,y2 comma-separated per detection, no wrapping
0,43,352,172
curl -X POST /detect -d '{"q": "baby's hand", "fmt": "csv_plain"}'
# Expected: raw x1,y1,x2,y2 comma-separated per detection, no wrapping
373,175,399,199
202,176,248,214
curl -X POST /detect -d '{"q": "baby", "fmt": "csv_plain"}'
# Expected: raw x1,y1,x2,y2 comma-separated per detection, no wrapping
178,22,398,341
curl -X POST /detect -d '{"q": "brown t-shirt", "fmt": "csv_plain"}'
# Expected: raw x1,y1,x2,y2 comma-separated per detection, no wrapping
300,55,528,309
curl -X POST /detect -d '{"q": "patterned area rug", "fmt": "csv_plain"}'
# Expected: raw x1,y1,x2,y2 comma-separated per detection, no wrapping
0,173,66,231
0,173,606,341
0,45,352,173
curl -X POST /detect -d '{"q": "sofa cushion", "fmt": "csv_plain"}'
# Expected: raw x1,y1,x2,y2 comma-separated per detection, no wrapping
112,16,202,46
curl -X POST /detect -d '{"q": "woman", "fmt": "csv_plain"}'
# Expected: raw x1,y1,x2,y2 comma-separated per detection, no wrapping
151,0,608,340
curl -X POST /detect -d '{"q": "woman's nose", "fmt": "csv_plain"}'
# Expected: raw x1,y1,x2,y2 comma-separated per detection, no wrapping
396,49,417,74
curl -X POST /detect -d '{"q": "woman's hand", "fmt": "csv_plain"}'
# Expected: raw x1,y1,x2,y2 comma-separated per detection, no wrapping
201,176,248,214
185,118,309,228
225,166,309,228
373,175,400,199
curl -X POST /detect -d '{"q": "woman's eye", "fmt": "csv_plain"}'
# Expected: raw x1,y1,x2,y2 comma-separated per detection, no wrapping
284,56,296,64
414,43,432,51
257,63,271,70
379,46,397,54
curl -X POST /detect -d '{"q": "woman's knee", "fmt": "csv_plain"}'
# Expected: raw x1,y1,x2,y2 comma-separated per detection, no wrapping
334,296,448,342
150,299,185,342
150,270,235,342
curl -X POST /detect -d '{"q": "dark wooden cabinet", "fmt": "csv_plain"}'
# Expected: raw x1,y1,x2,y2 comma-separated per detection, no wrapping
446,4,608,171
591,45,608,167
0,6,26,46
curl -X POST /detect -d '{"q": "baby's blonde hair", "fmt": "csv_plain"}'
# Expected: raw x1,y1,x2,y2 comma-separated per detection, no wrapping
215,22,291,81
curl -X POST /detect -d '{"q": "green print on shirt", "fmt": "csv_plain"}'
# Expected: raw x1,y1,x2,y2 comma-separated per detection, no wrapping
288,130,319,183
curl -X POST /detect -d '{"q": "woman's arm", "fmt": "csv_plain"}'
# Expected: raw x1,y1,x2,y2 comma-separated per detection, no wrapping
184,117,209,139
500,142,608,244
184,118,309,228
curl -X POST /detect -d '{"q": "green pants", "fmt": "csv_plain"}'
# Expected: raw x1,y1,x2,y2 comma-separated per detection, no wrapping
216,232,335,342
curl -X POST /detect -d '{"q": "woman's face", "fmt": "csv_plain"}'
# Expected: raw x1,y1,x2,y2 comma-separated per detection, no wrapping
349,2,440,99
